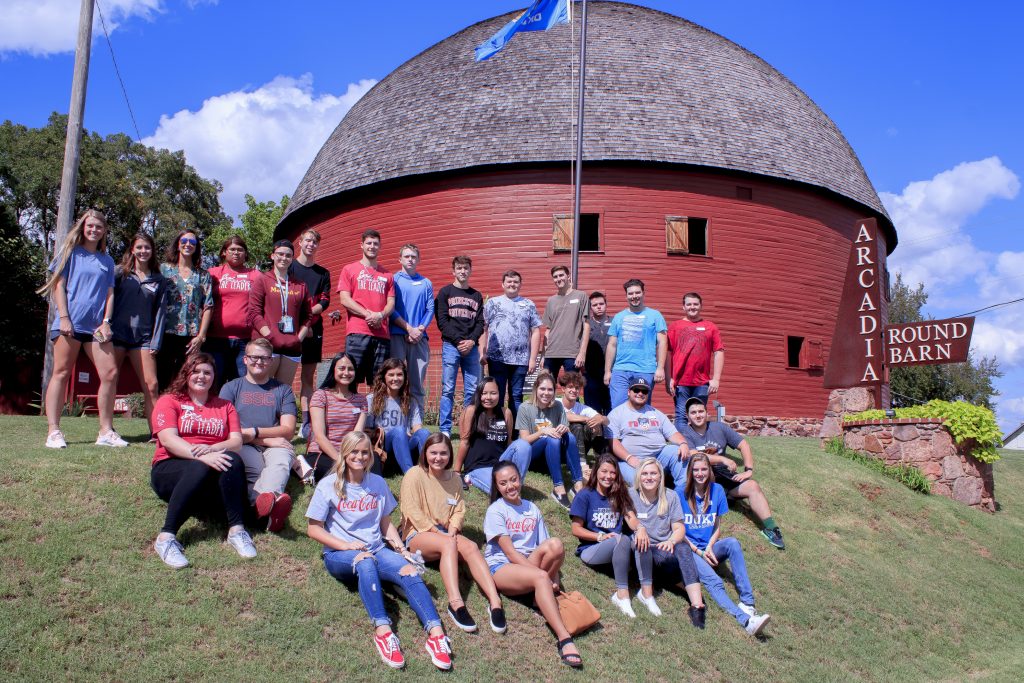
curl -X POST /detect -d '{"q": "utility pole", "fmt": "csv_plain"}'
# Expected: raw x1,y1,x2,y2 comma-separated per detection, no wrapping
569,0,588,288
40,0,95,406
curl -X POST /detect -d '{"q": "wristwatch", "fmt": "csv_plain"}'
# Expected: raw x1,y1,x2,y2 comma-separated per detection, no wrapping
103,317,112,325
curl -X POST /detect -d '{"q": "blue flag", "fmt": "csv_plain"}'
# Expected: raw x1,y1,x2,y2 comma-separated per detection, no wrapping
475,0,569,61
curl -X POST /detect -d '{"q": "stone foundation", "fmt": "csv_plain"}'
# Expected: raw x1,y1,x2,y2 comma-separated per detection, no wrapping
842,418,996,512
819,387,876,442
721,415,822,437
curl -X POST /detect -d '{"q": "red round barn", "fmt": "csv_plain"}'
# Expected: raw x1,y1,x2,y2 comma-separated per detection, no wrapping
275,2,897,423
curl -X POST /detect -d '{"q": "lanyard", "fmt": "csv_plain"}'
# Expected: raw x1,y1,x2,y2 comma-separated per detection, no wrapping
275,273,289,314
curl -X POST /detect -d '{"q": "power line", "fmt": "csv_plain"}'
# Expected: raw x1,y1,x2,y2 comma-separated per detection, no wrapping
95,0,143,143
955,296,1024,318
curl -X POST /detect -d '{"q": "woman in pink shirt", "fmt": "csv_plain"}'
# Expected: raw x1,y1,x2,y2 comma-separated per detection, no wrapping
207,236,258,384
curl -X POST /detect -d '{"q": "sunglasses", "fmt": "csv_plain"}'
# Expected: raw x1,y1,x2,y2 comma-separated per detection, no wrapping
179,237,198,246
630,387,650,394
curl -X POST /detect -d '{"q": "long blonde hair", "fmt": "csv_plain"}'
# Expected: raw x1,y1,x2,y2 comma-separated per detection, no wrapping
632,457,669,516
37,209,108,296
332,431,373,500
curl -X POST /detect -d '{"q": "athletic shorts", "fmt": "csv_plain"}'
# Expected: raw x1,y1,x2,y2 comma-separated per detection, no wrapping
301,334,324,365
713,463,742,492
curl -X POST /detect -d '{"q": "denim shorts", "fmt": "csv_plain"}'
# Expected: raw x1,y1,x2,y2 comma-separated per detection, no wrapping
51,330,96,344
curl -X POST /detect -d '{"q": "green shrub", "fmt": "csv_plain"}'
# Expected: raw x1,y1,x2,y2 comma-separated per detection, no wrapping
123,393,146,418
843,399,1002,463
824,436,932,494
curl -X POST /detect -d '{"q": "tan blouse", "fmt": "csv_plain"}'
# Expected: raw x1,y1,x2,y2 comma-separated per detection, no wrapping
399,466,466,540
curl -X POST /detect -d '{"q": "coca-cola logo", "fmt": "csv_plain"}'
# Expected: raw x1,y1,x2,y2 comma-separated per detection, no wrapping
336,494,380,513
505,516,537,534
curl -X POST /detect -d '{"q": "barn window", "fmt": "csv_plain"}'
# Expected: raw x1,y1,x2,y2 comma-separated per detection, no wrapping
553,214,600,252
787,336,823,369
786,336,804,368
666,216,709,255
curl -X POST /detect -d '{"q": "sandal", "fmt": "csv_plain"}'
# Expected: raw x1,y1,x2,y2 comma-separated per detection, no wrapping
557,637,583,668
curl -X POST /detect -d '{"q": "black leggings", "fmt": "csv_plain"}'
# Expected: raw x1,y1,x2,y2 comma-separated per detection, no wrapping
151,453,247,535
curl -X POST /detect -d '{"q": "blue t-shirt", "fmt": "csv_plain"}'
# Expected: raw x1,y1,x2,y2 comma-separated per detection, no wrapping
569,487,623,556
48,246,116,335
365,394,423,431
683,482,728,551
483,497,549,569
484,295,542,366
390,271,434,337
305,472,397,553
608,307,667,373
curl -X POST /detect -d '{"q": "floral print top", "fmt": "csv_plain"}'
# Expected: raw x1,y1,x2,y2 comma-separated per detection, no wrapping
160,263,214,337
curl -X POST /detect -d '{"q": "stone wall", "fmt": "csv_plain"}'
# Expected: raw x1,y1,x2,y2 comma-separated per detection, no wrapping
842,418,996,512
721,415,822,437
819,387,876,441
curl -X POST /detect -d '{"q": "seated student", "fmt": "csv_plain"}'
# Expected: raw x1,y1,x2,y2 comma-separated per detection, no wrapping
505,371,583,510
365,358,430,474
453,377,530,495
485,462,583,668
307,353,368,483
149,353,256,569
219,338,296,532
305,431,453,671
683,453,771,636
569,453,638,617
557,370,610,469
400,433,506,634
679,397,785,549
629,458,707,625
607,376,689,487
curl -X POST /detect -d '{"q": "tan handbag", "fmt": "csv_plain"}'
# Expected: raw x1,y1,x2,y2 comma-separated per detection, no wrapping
556,590,601,635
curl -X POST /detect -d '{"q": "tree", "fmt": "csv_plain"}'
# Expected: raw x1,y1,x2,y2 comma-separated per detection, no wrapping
887,273,1002,409
203,194,289,270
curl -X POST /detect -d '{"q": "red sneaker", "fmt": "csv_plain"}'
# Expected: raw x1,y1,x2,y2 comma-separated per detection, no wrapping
425,634,453,670
254,491,276,518
373,631,405,669
267,493,292,533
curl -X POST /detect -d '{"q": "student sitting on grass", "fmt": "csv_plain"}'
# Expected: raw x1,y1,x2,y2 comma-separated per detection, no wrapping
400,432,506,634
365,358,430,474
484,462,583,669
557,370,610,471
305,431,453,671
570,453,638,618
683,453,771,636
453,376,530,495
306,353,367,483
629,458,707,625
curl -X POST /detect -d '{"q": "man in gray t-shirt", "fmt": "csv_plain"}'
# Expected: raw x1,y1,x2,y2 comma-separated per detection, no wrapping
218,338,297,531
607,376,688,487
542,265,589,378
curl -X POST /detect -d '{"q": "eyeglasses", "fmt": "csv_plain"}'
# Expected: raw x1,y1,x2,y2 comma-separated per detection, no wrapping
245,355,272,364
179,237,198,246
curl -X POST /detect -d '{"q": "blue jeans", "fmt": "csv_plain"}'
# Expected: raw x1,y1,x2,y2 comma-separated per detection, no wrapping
390,335,431,414
439,342,480,434
466,443,535,496
323,547,442,631
609,370,653,410
692,537,755,626
385,427,430,473
635,541,699,587
584,371,611,415
674,384,710,432
543,357,578,378
505,434,583,488
204,337,248,385
617,443,689,487
489,360,527,418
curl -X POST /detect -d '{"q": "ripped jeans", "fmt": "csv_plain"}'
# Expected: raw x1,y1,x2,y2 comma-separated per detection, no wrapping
323,547,442,631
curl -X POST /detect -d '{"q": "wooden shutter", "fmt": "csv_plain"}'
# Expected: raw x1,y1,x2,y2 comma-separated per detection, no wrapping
666,216,688,254
800,339,824,369
553,215,573,252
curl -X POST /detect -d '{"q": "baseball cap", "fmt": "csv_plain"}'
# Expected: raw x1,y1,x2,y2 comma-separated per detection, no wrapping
684,396,706,412
628,376,650,392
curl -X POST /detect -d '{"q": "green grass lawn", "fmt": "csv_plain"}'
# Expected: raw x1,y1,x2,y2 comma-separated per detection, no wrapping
2,416,1022,682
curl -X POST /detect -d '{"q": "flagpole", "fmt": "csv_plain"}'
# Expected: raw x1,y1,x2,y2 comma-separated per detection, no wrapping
570,0,588,287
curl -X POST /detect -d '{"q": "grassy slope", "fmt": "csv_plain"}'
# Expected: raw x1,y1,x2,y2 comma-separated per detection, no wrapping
1,416,1022,682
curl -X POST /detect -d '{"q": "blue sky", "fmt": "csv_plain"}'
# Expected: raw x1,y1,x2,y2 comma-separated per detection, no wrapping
2,0,1022,431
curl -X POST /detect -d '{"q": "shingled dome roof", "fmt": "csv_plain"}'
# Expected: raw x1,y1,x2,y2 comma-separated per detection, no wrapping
282,1,892,240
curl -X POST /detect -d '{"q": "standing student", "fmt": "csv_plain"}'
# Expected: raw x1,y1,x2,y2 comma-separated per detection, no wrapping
207,236,257,384
683,453,771,635
389,243,434,414
307,353,368,483
38,209,125,448
366,358,430,474
288,229,332,435
247,239,312,386
665,292,724,430
158,229,214,391
338,229,395,391
481,270,541,418
583,291,613,415
111,233,167,423
400,433,506,634
453,377,529,495
305,431,453,671
541,265,589,378
603,279,667,409
435,255,484,437
485,462,583,668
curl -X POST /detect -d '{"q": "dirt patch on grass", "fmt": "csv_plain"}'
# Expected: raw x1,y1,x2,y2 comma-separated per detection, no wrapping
857,483,884,501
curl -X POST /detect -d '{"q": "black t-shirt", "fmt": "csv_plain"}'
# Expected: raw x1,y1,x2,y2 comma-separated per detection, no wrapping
289,261,331,334
436,284,484,345
464,411,510,473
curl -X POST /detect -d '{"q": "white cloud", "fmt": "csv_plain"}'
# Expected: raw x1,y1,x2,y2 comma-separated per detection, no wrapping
143,74,377,220
1,0,162,56
997,396,1024,435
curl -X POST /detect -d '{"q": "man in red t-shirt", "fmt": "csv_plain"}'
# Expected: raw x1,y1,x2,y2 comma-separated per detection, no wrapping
664,291,724,431
338,229,395,390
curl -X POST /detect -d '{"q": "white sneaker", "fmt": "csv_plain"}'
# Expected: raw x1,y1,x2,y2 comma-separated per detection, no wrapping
744,612,771,636
227,530,257,559
154,536,189,569
95,430,129,447
46,430,68,449
610,592,636,618
635,590,662,616
738,602,757,618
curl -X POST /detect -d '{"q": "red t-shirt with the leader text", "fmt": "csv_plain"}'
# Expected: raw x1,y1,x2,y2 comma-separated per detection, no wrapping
338,261,393,339
150,394,240,465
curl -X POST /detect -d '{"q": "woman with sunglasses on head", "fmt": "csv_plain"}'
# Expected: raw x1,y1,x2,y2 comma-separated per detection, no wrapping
306,353,368,483
38,209,126,448
247,239,311,386
158,230,214,391
365,358,430,475
111,233,168,424
207,235,258,384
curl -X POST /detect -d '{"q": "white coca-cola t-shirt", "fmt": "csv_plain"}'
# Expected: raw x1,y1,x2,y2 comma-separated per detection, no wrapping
305,472,397,553
483,498,549,570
